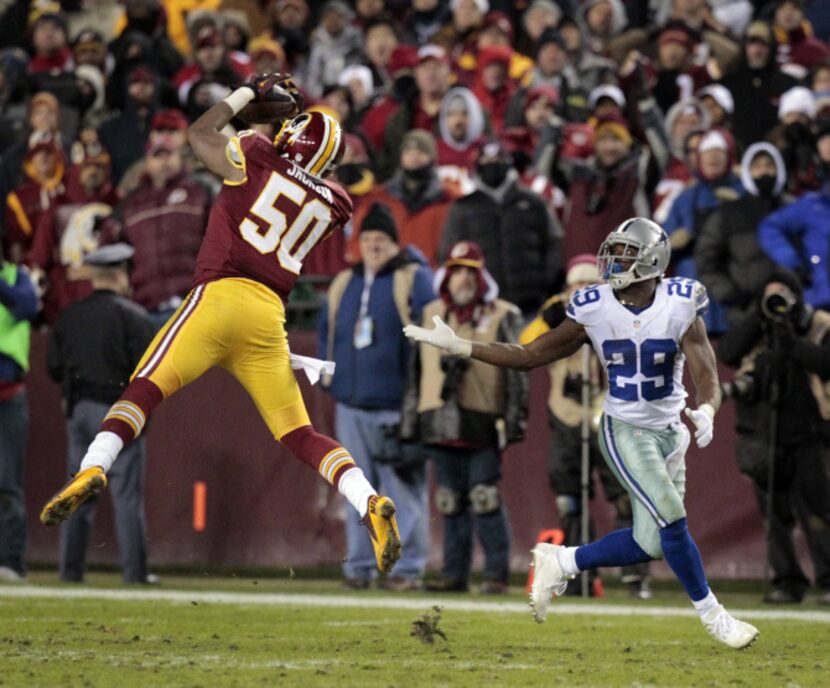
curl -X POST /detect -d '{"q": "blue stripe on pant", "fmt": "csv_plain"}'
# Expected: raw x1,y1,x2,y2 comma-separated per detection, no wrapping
335,403,429,580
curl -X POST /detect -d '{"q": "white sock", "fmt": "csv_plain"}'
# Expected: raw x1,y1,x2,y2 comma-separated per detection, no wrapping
693,590,719,617
337,467,377,517
558,546,580,577
79,431,123,474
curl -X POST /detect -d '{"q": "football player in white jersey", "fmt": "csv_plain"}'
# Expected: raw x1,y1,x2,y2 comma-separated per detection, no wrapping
404,217,759,650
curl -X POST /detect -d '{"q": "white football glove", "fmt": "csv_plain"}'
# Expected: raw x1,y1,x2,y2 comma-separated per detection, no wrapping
403,315,472,357
684,403,715,448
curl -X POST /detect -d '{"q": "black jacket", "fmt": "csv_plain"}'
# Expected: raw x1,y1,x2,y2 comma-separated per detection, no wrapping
438,179,559,313
695,194,779,316
48,290,156,414
719,60,797,149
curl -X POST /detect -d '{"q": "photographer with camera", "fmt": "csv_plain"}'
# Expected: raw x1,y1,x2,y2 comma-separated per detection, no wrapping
319,203,435,591
401,241,528,594
718,269,830,604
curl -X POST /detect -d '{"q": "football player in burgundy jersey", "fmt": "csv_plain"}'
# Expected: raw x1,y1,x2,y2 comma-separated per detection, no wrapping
41,75,402,576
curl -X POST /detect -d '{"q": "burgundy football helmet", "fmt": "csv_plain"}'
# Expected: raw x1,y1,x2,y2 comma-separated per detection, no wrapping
275,111,345,178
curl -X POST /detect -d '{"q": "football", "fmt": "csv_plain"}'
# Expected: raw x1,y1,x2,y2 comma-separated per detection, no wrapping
238,84,298,124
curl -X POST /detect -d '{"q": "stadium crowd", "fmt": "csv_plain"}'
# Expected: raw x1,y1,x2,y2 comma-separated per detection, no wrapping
1,0,830,598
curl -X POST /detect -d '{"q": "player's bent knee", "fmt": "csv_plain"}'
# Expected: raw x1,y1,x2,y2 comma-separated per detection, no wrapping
469,483,501,515
435,486,464,516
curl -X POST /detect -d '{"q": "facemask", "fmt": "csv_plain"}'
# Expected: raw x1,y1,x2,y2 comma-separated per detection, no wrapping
477,160,510,188
753,173,777,198
402,163,432,185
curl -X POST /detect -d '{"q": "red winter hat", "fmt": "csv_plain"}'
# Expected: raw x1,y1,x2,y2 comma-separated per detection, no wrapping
482,11,514,42
478,45,512,69
389,44,419,74
151,108,188,132
523,84,559,111
445,240,485,270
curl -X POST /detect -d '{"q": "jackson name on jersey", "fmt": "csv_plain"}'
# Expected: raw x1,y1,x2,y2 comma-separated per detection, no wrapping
566,277,709,430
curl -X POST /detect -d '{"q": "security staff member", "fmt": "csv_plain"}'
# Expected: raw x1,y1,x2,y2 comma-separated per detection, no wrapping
47,243,156,583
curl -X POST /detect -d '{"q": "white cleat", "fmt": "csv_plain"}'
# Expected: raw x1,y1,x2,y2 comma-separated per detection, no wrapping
529,543,574,624
701,604,759,649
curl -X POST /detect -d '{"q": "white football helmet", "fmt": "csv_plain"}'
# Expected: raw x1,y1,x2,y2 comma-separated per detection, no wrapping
597,217,671,290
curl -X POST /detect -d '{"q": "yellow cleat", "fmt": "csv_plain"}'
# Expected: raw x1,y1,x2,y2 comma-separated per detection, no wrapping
39,467,108,526
362,495,402,574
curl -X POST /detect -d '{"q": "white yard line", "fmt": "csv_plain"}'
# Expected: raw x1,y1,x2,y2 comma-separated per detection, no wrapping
1,585,829,623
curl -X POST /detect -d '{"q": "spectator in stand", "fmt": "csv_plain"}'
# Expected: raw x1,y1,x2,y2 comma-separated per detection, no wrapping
436,86,488,191
652,0,742,70
517,27,586,124
108,0,184,84
74,64,109,131
30,129,119,323
455,11,533,89
362,16,400,93
557,13,617,95
98,65,160,186
305,1,363,99
175,14,252,120
758,122,830,311
27,10,73,76
4,133,66,265
348,130,457,267
810,59,830,116
653,98,711,223
247,34,286,75
0,246,38,584
434,0,488,65
520,0,562,55
648,22,713,115
767,86,820,196
378,44,451,181
579,0,628,58
0,91,62,205
409,0,452,45
71,30,109,73
439,140,558,314
538,112,667,264
47,244,157,585
319,204,434,591
697,83,733,128
720,20,798,149
353,0,386,30
338,65,376,127
664,127,744,334
220,9,254,56
0,61,25,158
695,142,786,323
100,135,211,327
770,0,830,78
402,240,528,594
262,0,310,75
471,46,516,134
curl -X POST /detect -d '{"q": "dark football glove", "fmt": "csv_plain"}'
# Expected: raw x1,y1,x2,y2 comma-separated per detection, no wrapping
241,73,302,116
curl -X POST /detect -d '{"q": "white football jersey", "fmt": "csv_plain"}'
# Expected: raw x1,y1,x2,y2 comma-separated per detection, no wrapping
566,278,709,429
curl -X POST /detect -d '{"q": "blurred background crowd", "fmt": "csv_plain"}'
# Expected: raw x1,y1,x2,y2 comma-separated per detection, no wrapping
1,0,830,599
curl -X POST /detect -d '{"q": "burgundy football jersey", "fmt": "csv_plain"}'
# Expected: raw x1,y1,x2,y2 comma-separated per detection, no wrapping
193,130,353,300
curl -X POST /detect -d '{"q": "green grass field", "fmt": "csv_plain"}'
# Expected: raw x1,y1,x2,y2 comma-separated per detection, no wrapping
2,573,829,687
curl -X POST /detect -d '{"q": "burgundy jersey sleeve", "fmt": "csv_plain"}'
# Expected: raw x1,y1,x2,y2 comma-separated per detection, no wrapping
193,132,353,300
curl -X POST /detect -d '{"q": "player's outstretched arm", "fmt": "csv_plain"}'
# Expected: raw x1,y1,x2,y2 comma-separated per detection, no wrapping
404,315,588,371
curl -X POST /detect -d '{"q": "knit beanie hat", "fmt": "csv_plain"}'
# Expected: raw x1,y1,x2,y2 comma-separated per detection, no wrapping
360,202,398,242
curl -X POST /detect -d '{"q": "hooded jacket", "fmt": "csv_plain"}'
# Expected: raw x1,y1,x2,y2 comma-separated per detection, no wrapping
400,279,528,448
695,142,786,316
437,87,487,169
758,180,830,309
